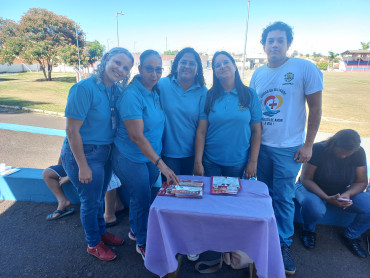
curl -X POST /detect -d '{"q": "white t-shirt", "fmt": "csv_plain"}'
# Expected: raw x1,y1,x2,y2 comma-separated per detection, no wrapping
250,58,323,148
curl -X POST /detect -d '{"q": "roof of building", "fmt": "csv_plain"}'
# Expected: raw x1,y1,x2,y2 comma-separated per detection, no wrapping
341,50,370,55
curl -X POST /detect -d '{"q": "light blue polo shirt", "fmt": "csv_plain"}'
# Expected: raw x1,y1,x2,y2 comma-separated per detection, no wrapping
200,88,262,166
64,76,117,145
158,77,207,158
114,77,165,163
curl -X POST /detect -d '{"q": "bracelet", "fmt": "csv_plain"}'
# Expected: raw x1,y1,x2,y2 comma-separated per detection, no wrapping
155,157,162,166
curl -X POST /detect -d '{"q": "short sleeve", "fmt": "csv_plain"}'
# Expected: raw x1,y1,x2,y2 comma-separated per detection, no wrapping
64,83,92,121
303,61,323,96
308,143,323,167
118,88,143,121
199,93,208,120
354,147,367,167
249,88,262,123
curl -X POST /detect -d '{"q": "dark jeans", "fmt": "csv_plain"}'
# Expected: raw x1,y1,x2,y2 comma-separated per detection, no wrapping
202,155,246,178
112,148,159,246
161,155,194,181
62,141,112,247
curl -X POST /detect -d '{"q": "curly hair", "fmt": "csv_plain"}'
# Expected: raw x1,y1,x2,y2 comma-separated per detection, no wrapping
168,47,205,86
93,47,134,89
204,51,253,115
260,21,293,46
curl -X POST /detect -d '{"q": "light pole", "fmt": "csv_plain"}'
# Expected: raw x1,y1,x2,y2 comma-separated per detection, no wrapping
75,23,81,81
116,12,124,46
241,0,251,81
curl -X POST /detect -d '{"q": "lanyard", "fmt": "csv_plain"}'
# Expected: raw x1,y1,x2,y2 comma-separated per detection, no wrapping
105,85,118,131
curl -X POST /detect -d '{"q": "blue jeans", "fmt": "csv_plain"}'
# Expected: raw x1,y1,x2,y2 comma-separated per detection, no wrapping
161,156,194,181
202,155,246,178
61,141,112,247
257,144,302,247
295,182,370,239
112,148,159,246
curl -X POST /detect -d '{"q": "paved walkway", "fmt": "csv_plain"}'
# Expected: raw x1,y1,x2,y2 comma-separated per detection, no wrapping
0,108,369,278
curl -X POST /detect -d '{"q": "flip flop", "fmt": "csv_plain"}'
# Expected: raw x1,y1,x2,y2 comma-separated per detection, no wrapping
105,220,119,227
46,207,75,221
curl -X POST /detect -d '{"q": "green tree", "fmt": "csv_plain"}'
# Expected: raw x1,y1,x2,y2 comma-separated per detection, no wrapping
360,41,370,50
327,51,339,70
291,50,299,57
163,50,178,55
0,8,85,81
85,40,105,65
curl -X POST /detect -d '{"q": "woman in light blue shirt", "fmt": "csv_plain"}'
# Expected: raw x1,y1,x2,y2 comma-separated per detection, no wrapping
194,51,262,178
62,48,134,261
158,47,207,178
112,50,180,261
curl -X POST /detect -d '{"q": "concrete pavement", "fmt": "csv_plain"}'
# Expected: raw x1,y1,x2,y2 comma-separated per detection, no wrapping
0,108,369,278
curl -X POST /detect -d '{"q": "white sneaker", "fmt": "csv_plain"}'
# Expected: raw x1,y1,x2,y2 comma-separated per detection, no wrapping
187,254,199,261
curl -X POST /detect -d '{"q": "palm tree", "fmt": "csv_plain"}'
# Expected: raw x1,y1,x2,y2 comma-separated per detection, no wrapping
360,42,370,50
327,51,339,70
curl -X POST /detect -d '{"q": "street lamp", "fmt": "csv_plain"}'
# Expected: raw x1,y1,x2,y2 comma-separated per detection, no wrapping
116,12,124,46
241,0,251,81
75,23,81,81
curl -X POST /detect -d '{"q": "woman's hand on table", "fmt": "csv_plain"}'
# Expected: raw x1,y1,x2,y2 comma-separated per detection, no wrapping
79,165,93,184
193,161,204,176
244,161,257,179
158,161,181,184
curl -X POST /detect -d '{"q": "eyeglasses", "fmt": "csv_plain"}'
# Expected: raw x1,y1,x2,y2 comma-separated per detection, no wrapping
143,66,164,74
179,60,197,68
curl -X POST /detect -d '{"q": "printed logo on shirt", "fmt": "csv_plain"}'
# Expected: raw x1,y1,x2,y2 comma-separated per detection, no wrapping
263,95,283,117
283,72,294,85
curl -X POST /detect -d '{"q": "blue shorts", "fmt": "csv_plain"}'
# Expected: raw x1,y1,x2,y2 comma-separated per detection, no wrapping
47,164,67,178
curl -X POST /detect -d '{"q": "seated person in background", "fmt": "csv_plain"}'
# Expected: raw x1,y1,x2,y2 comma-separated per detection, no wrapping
44,156,74,220
44,156,126,225
296,129,370,258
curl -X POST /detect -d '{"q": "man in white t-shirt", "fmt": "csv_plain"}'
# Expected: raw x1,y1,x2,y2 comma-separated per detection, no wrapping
250,21,323,275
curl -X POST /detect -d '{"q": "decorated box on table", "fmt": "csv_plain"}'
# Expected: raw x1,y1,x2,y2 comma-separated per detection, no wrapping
157,180,204,198
211,176,242,195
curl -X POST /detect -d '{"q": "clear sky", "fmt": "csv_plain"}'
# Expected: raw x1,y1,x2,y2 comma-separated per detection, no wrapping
2,0,369,56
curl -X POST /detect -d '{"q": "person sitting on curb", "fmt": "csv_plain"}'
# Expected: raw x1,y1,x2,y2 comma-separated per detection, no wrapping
44,155,127,226
296,129,370,258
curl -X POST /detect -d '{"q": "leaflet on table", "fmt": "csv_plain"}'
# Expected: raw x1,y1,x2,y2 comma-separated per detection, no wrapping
157,180,204,198
210,176,242,195
0,167,20,176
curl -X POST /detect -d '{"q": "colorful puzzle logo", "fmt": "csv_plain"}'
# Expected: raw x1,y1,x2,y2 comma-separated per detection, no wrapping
263,95,283,117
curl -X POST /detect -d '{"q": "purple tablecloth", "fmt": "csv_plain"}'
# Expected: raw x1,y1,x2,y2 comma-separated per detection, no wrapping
145,175,285,278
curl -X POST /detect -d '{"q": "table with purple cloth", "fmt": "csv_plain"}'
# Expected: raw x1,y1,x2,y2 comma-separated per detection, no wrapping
145,175,285,278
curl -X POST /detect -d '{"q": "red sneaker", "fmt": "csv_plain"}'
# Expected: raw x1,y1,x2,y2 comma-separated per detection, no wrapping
101,232,124,246
87,241,117,261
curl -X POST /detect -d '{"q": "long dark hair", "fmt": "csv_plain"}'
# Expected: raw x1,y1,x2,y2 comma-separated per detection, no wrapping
131,49,162,95
325,129,361,153
204,51,252,115
168,47,205,86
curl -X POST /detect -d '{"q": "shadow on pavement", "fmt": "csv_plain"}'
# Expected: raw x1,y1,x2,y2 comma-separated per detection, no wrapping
0,200,368,278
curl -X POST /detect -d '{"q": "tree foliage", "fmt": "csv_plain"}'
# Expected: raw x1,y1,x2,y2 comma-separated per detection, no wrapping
163,50,178,55
0,8,85,81
360,41,370,50
85,40,105,65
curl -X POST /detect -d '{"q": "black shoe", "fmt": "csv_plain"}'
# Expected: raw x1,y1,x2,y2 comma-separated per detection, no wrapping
343,235,367,258
281,244,296,275
301,230,316,249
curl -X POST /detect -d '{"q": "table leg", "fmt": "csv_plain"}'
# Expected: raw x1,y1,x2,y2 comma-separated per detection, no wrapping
167,254,183,278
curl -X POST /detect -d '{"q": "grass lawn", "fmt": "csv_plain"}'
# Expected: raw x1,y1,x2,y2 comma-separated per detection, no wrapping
0,72,75,113
1,71,370,136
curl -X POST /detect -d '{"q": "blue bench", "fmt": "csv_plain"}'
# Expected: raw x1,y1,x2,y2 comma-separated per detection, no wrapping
0,168,80,204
